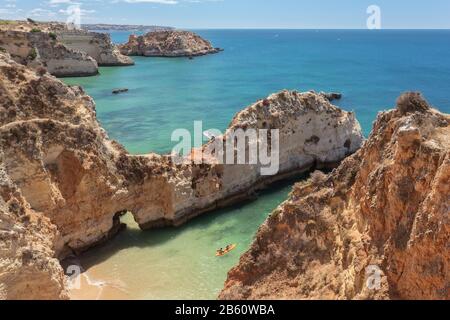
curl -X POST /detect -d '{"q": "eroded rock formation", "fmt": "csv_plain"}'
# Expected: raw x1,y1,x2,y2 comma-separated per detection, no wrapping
119,30,221,57
0,52,363,299
0,20,133,77
130,91,363,229
220,93,450,300
0,30,98,77
0,52,130,256
58,31,134,66
0,161,68,300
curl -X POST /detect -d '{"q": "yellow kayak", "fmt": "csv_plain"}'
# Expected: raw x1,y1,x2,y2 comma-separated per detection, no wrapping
216,244,237,257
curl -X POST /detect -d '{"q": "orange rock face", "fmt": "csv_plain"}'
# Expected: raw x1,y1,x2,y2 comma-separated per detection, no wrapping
220,93,449,300
0,158,68,300
2,46,447,300
0,52,363,299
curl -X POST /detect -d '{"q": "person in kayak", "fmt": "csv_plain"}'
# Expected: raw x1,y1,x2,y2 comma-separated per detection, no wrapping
217,248,224,255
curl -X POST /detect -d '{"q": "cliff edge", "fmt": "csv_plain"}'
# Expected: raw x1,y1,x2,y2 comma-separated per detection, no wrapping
131,90,363,230
219,93,449,300
0,20,133,77
58,31,134,66
0,30,99,77
0,52,363,299
0,161,68,300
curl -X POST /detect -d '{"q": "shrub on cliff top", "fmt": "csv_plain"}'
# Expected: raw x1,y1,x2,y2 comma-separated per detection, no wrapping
310,170,327,186
262,99,271,107
30,28,42,33
396,92,430,115
28,48,37,60
36,66,47,76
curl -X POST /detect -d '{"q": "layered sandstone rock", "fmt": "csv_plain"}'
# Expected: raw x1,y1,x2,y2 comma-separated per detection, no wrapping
0,161,68,300
220,93,450,300
119,30,221,57
131,90,364,229
58,31,134,66
0,51,363,298
0,20,66,33
0,20,134,76
0,30,98,77
0,52,131,258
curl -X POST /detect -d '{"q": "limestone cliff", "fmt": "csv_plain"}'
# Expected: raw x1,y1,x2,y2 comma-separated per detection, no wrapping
0,20,66,33
119,30,221,57
0,30,98,77
220,93,449,300
0,161,68,300
0,52,363,299
0,50,140,258
0,20,134,76
58,31,134,66
130,91,363,229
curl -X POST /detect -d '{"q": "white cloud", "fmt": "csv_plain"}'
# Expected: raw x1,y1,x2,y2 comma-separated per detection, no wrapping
28,8,57,17
123,0,179,4
120,0,224,4
49,0,75,3
59,7,96,15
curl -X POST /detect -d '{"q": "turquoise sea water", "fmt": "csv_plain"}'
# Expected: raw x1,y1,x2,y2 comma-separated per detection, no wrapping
65,30,450,155
64,30,450,299
71,179,297,300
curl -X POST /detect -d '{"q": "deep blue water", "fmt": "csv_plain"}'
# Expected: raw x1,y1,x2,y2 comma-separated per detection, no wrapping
65,30,450,155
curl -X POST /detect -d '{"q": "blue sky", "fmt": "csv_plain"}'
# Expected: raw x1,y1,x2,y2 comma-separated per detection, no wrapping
1,0,450,29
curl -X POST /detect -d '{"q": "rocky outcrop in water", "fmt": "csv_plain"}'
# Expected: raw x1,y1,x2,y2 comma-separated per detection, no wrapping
112,88,129,94
131,91,364,229
0,52,363,299
220,93,450,300
119,31,221,57
320,92,342,102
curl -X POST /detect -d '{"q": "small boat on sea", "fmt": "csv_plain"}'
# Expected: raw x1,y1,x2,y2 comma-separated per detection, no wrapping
216,244,237,257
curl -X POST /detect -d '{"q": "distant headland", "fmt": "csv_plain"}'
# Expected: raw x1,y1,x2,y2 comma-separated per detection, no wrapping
81,24,174,33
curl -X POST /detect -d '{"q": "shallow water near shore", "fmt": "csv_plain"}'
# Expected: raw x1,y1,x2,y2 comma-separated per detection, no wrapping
69,178,296,300
63,30,450,299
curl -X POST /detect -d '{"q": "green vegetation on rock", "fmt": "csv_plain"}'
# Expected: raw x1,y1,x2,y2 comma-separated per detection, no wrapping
28,48,37,60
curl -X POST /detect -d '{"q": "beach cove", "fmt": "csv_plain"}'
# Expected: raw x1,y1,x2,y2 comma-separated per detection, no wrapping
62,29,450,300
